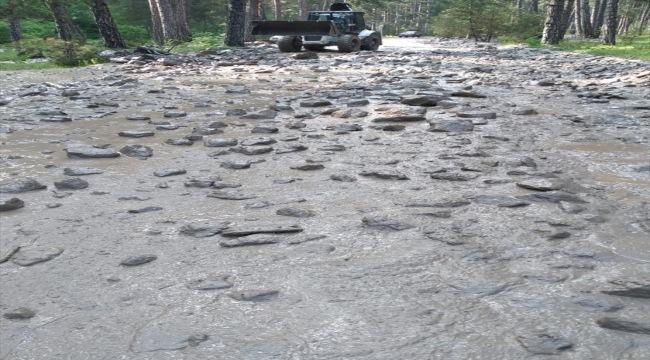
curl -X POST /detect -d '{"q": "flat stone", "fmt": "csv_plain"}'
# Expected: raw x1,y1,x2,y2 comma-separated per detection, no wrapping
221,225,303,237
165,138,194,146
362,215,414,231
192,127,223,135
239,109,277,119
428,119,474,132
220,161,251,170
276,208,316,218
163,111,187,118
516,179,564,191
596,317,650,334
330,174,357,182
456,112,496,119
204,138,238,147
120,255,157,266
276,144,308,154
3,308,36,319
373,115,426,122
207,191,258,200
0,197,25,211
184,178,217,188
65,146,120,159
290,164,324,171
400,95,450,106
53,178,88,190
0,178,47,193
602,281,650,299
241,137,277,146
0,246,20,264
12,247,64,266
186,275,233,290
450,91,487,98
512,108,538,115
251,126,278,134
220,234,282,247
212,182,242,189
127,206,163,213
516,334,573,355
63,167,104,176
300,100,332,107
359,170,409,180
126,115,151,121
331,109,369,118
471,195,530,207
517,191,587,204
156,124,180,130
179,222,230,237
229,146,273,155
404,199,471,208
118,130,155,138
120,145,153,157
228,290,279,301
430,173,479,181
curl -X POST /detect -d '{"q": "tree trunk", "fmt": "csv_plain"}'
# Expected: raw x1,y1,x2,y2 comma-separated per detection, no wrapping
322,0,330,11
542,0,565,45
7,11,21,42
46,0,74,41
147,0,164,44
575,0,594,37
299,0,308,20
245,0,260,41
273,0,281,20
529,0,539,13
174,0,191,42
89,0,126,48
224,0,246,47
602,0,619,45
592,0,608,32
559,0,575,39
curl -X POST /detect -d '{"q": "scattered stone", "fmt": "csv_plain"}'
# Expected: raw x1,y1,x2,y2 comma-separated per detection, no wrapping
126,115,151,121
251,126,278,134
240,109,277,119
212,182,242,189
428,119,474,132
63,167,104,176
300,100,332,107
512,108,538,115
470,195,530,207
11,247,64,266
184,178,217,188
276,144,308,154
53,178,88,190
516,179,564,191
65,146,120,159
404,199,471,208
517,191,587,204
330,174,357,182
602,281,650,299
596,317,650,335
558,201,586,214
120,145,153,157
456,112,496,119
362,215,414,231
127,206,163,213
207,191,258,200
0,197,25,211
163,111,187,118
120,255,157,266
186,275,233,290
400,95,450,106
229,146,274,155
450,91,486,98
204,138,238,147
118,130,155,138
221,225,303,237
228,290,279,301
430,173,478,181
359,170,409,180
0,178,47,193
220,234,281,247
516,334,573,355
290,164,324,171
331,109,369,118
276,208,316,218
179,222,230,237
165,138,193,146
221,161,251,170
3,308,36,319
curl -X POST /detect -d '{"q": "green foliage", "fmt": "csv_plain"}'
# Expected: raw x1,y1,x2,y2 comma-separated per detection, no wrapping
171,32,226,53
0,22,10,43
117,24,149,45
18,19,58,39
9,38,104,66
432,0,515,41
553,35,650,60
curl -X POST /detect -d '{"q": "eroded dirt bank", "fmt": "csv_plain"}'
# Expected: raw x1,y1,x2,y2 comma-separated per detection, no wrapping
1,38,649,359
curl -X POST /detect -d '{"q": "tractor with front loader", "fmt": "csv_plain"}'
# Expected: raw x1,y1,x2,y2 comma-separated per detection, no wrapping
252,3,382,53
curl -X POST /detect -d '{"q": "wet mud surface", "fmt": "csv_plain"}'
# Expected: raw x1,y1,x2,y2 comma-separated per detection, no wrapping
1,38,649,359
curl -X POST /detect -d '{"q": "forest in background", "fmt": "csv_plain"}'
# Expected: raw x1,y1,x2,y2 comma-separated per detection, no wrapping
0,0,648,67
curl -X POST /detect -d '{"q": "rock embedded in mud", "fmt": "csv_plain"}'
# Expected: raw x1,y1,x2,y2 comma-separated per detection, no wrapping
602,281,650,299
229,146,274,155
596,317,650,334
400,95,450,106
221,161,251,170
0,197,25,211
362,215,414,231
184,178,217,188
179,222,230,237
120,255,157,266
428,119,474,132
63,167,104,176
456,111,496,119
276,144,308,154
470,195,530,207
228,290,279,302
153,169,186,177
0,178,47,193
300,100,332,107
221,225,303,237
120,145,153,158
290,164,324,171
430,172,478,181
330,174,356,182
207,191,258,200
65,146,121,159
186,275,233,290
276,208,315,218
359,170,409,180
165,138,193,146
517,179,565,191
3,308,36,319
204,138,238,147
127,206,163,214
240,109,277,119
251,126,278,134
163,110,187,118
11,247,64,266
516,334,573,355
512,108,538,115
118,130,155,138
517,191,587,204
219,234,282,247
53,178,88,190
126,115,151,121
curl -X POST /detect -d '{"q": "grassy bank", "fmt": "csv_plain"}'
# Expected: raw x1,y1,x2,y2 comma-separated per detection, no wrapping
509,35,650,60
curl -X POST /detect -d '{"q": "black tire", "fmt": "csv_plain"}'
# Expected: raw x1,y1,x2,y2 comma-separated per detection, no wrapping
278,36,302,52
304,45,325,51
337,34,361,53
360,34,381,51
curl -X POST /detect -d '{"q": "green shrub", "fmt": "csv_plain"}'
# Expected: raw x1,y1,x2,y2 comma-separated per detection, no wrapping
0,22,11,43
117,25,150,45
20,19,57,39
14,38,104,66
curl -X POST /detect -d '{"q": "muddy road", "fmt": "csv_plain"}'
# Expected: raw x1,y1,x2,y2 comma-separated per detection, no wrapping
1,38,649,359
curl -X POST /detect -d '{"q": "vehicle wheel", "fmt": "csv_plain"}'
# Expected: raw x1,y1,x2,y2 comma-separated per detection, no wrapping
337,34,361,53
360,34,381,51
278,36,302,52
304,45,325,51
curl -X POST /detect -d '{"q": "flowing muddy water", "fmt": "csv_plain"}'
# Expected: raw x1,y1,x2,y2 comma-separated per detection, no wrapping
1,38,649,359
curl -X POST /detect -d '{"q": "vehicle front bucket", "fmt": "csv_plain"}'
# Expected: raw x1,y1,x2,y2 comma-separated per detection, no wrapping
252,21,340,37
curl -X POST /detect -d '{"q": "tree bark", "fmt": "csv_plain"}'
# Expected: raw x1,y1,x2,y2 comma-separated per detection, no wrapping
322,0,330,11
7,11,21,42
299,0,308,20
245,0,260,41
529,0,539,13
174,0,191,42
147,0,164,44
542,0,565,45
89,0,126,48
575,0,594,37
45,0,74,41
592,0,608,32
602,0,619,45
273,0,281,20
559,0,575,39
224,0,246,47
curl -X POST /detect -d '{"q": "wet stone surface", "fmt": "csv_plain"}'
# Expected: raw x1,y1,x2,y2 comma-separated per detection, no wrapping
0,38,649,359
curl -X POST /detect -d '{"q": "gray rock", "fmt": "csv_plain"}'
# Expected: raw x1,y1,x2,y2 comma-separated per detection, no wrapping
517,191,587,204
276,208,316,218
0,197,25,211
239,109,277,119
347,99,369,107
241,137,277,146
516,179,565,191
221,225,303,237
300,100,332,107
400,95,450,106
318,145,346,152
126,115,151,121
471,195,530,207
228,290,279,301
362,215,414,231
404,199,471,208
558,201,586,213
381,124,405,131
12,247,64,266
184,178,217,188
572,298,623,312
207,191,258,200
596,317,650,334
331,109,369,118
373,115,426,122
156,124,180,130
0,178,47,193
163,111,187,118
602,115,636,125
276,144,308,154
53,178,88,190
179,222,230,237
120,145,153,158
512,108,538,115
229,146,274,155
40,116,72,123
212,182,242,189
602,281,650,299
221,161,251,170
3,308,36,319
359,170,409,180
251,126,278,134
165,138,193,146
429,119,474,132
220,234,282,247
430,173,479,181
330,174,357,182
118,130,154,138
120,255,157,266
63,167,104,176
290,164,324,171
186,275,233,290
456,112,496,119
516,334,573,355
204,138,238,147
127,206,163,213
65,146,120,159
293,51,318,60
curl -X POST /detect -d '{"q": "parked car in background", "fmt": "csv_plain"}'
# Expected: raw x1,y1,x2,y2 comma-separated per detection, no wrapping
269,35,283,43
399,30,421,38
